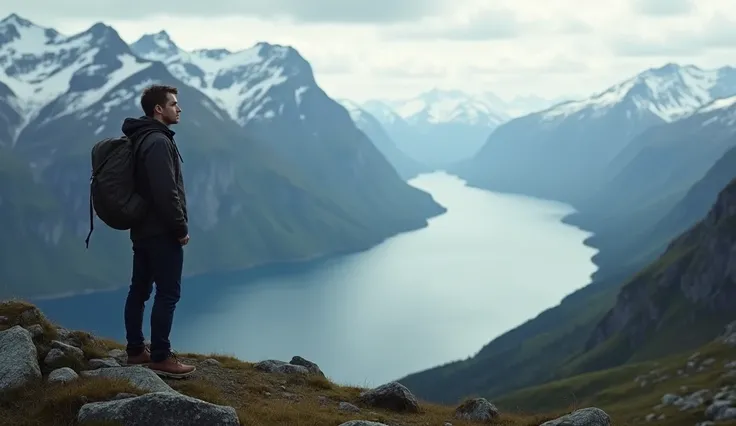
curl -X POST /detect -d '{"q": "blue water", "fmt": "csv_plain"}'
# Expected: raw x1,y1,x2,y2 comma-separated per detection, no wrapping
34,172,598,387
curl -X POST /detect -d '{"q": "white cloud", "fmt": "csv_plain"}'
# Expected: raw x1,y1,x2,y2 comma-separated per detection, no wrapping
4,0,736,103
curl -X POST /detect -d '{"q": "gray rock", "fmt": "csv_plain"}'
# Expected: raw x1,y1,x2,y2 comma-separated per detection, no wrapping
202,358,221,367
81,366,176,393
358,381,419,413
706,400,736,421
25,324,44,339
77,391,239,426
255,359,309,375
89,358,121,369
0,326,42,391
290,355,325,376
661,393,681,405
338,401,361,412
108,348,127,364
55,327,83,348
44,340,85,369
455,397,499,421
48,367,79,384
338,422,388,426
540,407,611,426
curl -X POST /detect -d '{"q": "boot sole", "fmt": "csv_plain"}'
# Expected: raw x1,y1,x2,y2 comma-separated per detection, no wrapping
149,366,196,379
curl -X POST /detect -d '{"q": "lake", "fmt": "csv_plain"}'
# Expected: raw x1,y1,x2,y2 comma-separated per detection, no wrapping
33,171,598,387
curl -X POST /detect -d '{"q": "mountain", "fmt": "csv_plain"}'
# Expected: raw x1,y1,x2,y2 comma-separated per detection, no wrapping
360,89,510,167
454,63,736,207
337,99,427,179
397,64,736,405
571,169,736,376
564,96,736,288
0,14,445,298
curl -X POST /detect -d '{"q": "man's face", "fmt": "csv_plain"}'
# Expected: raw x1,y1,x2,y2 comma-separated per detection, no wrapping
156,93,182,125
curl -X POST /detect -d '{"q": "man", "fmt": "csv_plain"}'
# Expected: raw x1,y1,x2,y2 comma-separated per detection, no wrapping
119,84,195,378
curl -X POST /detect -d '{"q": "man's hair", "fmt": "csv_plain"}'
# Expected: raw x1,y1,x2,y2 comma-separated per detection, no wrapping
140,85,178,117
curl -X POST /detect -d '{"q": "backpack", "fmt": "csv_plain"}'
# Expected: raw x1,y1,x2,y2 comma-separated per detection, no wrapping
84,130,155,248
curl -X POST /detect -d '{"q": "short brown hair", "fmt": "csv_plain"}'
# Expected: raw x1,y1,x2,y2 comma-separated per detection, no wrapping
140,84,178,117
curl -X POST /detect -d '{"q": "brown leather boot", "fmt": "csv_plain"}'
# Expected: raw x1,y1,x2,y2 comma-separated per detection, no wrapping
148,352,196,379
126,347,151,365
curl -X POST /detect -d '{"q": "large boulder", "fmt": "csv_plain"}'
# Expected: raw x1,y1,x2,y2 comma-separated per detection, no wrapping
455,397,499,422
540,407,611,426
81,366,176,393
289,356,325,376
77,391,240,425
357,381,420,413
254,359,309,375
0,325,42,392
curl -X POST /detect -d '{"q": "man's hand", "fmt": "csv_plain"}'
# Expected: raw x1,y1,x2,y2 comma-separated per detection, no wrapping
179,234,190,246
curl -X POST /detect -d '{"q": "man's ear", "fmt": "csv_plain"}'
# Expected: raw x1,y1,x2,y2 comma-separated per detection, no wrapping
154,104,163,115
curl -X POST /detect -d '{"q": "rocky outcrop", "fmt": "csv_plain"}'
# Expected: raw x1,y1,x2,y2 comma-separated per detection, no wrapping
0,325,41,391
77,391,240,425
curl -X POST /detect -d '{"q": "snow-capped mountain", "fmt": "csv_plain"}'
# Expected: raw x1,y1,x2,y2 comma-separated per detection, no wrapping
0,14,153,147
0,13,444,298
581,93,736,225
454,63,736,206
542,64,736,123
130,31,312,127
358,89,511,167
338,99,426,179
378,89,509,127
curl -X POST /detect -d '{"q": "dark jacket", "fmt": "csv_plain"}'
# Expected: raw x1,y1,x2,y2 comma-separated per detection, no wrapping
121,116,188,241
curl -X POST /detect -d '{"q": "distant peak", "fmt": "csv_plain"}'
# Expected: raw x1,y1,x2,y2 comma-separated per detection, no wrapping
154,30,172,39
130,30,181,57
642,62,700,78
0,13,34,27
87,22,116,36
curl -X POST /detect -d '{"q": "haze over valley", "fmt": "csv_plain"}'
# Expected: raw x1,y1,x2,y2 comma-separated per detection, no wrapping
2,2,736,426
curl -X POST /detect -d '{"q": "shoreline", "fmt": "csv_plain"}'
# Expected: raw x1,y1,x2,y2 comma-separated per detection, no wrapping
23,207,447,303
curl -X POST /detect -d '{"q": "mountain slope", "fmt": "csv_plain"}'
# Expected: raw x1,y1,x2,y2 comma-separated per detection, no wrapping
454,64,736,206
571,173,736,375
0,15,445,299
494,323,736,425
361,89,509,167
338,99,427,179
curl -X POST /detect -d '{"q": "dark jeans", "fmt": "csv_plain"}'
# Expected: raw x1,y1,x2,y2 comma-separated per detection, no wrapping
124,234,183,363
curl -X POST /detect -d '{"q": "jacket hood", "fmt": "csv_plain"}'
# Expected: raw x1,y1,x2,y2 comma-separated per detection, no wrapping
121,116,175,139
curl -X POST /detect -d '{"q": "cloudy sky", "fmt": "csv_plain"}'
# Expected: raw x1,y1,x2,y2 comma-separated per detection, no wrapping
4,0,735,102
